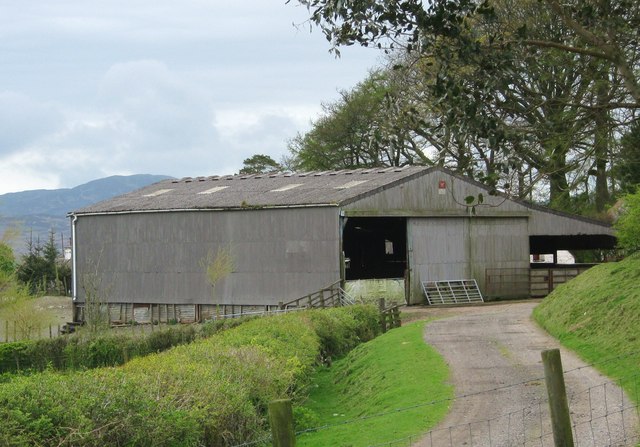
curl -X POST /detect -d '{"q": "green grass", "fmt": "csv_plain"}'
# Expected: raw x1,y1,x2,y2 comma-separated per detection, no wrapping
533,253,640,401
296,321,452,446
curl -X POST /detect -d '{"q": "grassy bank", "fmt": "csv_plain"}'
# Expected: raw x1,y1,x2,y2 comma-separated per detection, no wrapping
297,320,452,446
533,253,640,392
0,306,380,446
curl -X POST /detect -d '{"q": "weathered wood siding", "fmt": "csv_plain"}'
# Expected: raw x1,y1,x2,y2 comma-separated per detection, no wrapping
407,217,529,303
75,207,340,306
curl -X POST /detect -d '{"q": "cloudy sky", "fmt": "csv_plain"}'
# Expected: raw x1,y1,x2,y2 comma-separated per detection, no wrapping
0,1,380,194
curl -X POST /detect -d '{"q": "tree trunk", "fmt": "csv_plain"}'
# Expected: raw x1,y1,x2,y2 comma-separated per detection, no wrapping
548,147,570,209
593,65,611,213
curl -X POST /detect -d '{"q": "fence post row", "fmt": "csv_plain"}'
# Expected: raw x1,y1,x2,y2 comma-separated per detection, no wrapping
542,349,574,447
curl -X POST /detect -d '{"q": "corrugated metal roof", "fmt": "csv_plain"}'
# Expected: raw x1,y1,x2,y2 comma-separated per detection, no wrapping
72,165,429,214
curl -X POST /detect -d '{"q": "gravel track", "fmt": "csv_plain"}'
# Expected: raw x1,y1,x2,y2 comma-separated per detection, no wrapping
408,301,639,447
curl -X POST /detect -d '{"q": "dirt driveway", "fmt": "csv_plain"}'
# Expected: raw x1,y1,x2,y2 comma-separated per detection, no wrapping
407,301,639,447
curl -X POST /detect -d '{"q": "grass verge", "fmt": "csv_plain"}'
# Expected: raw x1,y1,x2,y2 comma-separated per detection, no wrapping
533,253,640,402
296,320,452,446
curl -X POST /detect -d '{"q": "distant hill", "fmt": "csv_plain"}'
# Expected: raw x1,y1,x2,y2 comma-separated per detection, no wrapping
0,174,173,254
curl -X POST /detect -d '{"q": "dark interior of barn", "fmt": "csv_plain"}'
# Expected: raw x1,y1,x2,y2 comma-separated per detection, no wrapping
343,217,407,280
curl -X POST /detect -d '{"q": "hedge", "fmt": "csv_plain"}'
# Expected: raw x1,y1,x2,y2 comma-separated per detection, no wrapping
0,317,249,375
0,305,380,446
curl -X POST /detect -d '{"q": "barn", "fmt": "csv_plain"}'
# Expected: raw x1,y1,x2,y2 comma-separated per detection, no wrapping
69,166,615,323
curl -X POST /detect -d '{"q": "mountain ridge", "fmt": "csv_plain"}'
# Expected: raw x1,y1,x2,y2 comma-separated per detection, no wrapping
0,174,173,253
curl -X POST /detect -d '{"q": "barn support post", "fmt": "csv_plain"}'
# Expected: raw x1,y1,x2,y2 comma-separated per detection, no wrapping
268,399,295,447
542,349,574,447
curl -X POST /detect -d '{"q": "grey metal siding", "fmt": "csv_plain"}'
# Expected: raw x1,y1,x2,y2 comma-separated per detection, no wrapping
344,170,529,217
408,217,529,303
75,207,340,306
344,169,612,237
527,211,612,236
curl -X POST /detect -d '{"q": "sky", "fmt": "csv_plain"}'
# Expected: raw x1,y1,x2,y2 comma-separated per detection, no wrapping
0,1,381,195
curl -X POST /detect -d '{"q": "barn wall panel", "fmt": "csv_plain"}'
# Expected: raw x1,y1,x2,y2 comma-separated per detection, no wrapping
408,216,529,303
343,170,612,237
344,170,528,217
75,207,341,306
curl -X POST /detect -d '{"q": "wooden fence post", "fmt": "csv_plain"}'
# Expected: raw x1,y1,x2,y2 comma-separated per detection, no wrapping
542,349,574,447
392,304,401,328
268,399,296,447
378,298,387,333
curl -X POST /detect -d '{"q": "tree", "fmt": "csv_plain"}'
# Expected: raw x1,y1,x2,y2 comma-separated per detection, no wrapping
296,0,640,105
239,154,282,174
15,230,69,295
200,246,235,317
295,0,638,211
614,187,640,253
613,121,640,193
80,250,111,333
0,242,15,277
289,70,433,171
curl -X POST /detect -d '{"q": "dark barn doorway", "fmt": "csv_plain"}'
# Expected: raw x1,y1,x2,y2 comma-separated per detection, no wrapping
343,217,407,280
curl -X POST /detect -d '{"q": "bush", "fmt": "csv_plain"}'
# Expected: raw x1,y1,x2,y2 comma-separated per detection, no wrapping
0,305,380,446
0,242,15,276
0,321,228,375
304,305,381,360
0,341,32,372
614,187,640,253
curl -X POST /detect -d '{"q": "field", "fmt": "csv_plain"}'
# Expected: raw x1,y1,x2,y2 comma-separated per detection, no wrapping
0,296,72,342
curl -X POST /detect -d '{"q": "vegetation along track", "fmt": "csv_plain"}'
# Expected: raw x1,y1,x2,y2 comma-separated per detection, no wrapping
412,301,639,446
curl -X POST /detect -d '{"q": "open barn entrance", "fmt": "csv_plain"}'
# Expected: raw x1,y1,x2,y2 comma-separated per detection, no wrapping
343,217,407,280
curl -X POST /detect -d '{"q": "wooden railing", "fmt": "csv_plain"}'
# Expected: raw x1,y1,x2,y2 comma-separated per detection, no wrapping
281,280,352,309
378,298,401,333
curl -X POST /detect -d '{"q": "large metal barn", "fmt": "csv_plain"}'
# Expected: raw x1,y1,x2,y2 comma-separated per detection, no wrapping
69,166,615,322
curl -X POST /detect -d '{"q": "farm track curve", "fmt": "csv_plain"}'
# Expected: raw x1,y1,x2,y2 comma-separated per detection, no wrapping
406,301,639,447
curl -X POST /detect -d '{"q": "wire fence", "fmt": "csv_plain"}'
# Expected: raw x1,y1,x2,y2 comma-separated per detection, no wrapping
231,351,640,447
1,320,66,342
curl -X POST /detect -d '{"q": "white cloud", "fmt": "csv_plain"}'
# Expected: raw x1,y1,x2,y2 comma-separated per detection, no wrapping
0,92,64,156
0,1,380,194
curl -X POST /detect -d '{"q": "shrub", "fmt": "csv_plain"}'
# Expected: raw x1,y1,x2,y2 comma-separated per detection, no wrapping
0,341,32,373
305,305,381,360
0,321,226,375
614,187,640,253
0,305,380,446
